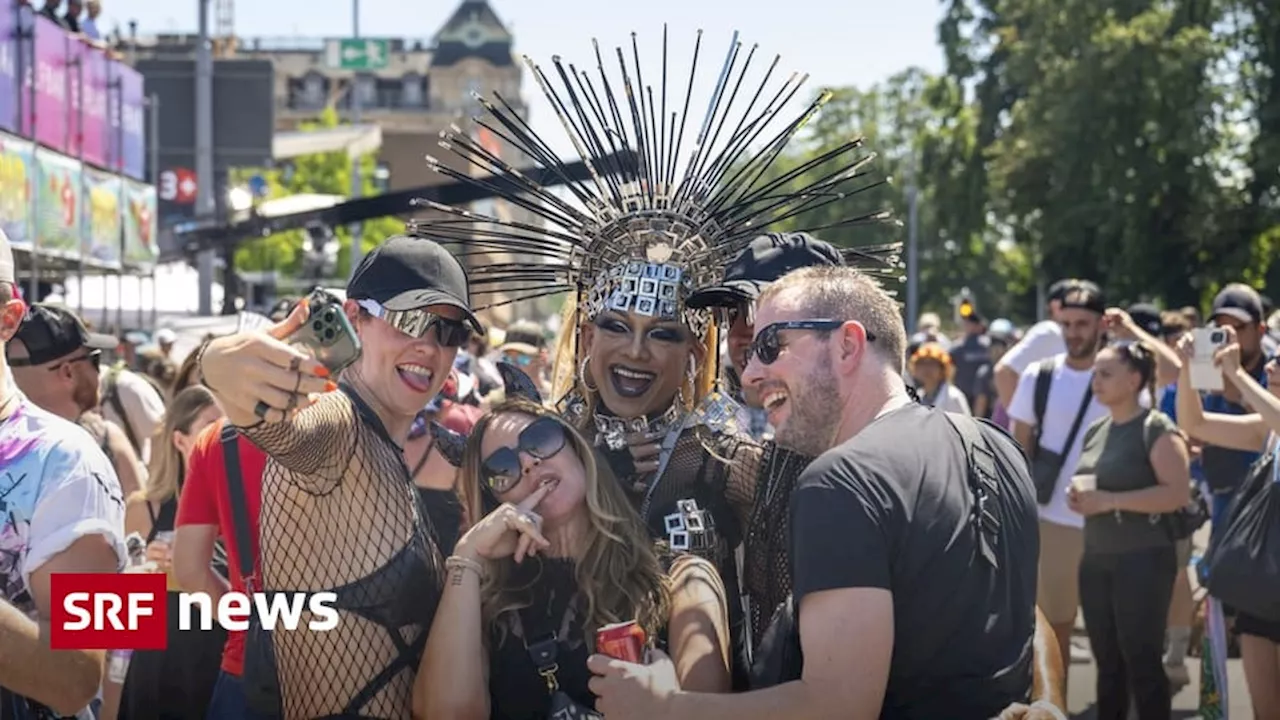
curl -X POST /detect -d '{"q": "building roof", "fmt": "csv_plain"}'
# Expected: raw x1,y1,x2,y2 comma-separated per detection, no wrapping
432,0,513,67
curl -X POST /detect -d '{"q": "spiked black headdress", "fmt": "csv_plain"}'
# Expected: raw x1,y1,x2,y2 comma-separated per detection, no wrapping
410,26,901,338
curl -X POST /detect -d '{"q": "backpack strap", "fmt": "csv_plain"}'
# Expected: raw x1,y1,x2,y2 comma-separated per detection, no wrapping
943,413,1002,569
220,423,257,588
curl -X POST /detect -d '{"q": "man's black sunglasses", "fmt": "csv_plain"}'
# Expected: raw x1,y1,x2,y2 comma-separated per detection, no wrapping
480,416,569,495
748,319,874,365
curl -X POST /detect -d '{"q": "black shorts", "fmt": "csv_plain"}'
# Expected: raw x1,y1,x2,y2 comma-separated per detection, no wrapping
1236,612,1280,644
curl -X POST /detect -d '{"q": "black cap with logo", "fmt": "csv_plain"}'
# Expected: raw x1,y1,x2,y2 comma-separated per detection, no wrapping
1126,303,1163,336
1211,285,1264,325
687,232,845,309
347,235,483,333
8,304,117,366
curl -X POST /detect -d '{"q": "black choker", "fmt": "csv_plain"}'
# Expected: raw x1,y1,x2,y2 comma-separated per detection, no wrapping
592,403,684,452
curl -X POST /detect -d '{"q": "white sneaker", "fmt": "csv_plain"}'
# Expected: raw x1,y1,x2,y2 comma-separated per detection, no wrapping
1069,640,1092,664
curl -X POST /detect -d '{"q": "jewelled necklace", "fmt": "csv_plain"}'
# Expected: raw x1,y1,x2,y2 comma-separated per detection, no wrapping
592,402,684,452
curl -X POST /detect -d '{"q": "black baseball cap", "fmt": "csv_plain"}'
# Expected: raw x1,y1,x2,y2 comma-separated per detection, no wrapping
1048,278,1101,304
1127,303,1162,335
1060,284,1106,315
347,235,483,333
8,304,116,366
1211,285,1263,325
687,232,845,309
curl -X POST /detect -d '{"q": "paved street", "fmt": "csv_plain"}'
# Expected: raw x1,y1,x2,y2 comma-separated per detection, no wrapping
1065,635,1254,718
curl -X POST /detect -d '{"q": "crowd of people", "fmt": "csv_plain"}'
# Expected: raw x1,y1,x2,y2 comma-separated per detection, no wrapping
1,25,1278,720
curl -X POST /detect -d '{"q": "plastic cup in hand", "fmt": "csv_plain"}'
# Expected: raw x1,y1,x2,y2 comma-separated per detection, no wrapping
1072,475,1097,492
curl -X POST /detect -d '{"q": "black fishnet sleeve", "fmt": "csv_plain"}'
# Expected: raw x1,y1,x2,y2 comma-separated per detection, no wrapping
723,436,763,530
239,391,357,495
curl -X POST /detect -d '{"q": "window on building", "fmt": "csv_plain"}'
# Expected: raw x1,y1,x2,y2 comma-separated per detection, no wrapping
303,72,324,108
402,73,423,107
357,74,377,106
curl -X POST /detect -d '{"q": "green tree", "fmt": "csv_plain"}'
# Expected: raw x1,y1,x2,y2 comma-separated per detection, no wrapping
231,107,401,279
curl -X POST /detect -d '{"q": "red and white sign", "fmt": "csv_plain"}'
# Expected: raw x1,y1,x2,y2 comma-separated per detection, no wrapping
51,573,339,650
158,168,198,205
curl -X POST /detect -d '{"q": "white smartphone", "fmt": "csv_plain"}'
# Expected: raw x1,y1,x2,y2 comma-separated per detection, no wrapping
1189,327,1228,392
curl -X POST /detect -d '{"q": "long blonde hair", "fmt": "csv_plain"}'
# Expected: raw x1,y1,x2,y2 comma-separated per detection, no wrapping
144,385,218,505
458,399,671,646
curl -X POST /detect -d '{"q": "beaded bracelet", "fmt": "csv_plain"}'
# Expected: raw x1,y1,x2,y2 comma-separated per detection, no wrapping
445,555,487,582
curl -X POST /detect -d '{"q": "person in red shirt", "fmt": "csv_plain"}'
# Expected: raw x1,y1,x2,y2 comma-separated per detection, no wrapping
172,417,271,720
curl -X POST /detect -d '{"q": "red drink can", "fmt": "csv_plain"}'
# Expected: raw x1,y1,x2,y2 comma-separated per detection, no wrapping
596,620,646,663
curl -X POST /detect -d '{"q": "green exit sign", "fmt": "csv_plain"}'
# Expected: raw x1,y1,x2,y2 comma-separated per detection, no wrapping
326,39,390,70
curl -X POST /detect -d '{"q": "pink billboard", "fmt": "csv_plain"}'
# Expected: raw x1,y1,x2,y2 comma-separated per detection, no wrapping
79,46,109,167
31,15,69,154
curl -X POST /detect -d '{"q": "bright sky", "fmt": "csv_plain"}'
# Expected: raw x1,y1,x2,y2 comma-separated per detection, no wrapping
100,0,946,161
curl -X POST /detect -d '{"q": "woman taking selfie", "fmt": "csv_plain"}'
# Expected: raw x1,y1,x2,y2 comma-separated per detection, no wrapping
1174,328,1280,720
196,236,480,719
416,400,731,719
1067,342,1190,720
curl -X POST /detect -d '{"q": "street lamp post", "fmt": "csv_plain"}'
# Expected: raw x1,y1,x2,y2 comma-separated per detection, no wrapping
348,0,364,280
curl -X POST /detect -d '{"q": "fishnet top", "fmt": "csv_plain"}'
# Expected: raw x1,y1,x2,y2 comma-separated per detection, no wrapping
741,443,813,653
240,386,443,720
604,427,760,584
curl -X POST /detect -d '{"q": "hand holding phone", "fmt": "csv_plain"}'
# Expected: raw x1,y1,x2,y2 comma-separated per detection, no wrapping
1188,327,1228,392
287,291,362,376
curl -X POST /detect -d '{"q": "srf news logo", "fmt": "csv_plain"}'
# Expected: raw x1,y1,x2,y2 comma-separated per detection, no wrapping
50,574,339,650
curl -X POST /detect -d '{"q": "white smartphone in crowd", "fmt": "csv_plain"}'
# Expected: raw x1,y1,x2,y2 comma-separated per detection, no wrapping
1189,327,1228,392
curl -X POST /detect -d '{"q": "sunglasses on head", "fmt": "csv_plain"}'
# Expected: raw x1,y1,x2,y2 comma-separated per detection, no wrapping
357,299,471,348
748,319,871,365
480,416,568,495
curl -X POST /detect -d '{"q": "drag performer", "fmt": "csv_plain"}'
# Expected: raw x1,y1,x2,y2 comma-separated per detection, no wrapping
413,26,896,680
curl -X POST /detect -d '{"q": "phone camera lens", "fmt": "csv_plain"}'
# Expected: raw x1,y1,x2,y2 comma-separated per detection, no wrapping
324,329,335,340
323,310,336,322
311,321,323,332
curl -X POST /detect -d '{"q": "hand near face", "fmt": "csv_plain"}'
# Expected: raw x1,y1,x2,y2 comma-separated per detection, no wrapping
1212,326,1241,375
1103,308,1137,339
586,649,681,720
454,481,552,564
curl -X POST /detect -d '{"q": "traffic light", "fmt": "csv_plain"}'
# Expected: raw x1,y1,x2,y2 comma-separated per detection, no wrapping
952,288,980,325
958,298,975,319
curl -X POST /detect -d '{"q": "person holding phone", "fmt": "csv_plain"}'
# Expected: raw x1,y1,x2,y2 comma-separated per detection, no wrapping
416,400,731,719
1067,342,1190,720
196,235,483,719
1174,326,1280,719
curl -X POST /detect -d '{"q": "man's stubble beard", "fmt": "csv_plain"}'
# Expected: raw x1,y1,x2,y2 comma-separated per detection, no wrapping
775,355,843,458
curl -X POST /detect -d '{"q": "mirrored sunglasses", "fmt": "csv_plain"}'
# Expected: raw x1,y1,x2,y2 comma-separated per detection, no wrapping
357,299,471,348
480,416,568,495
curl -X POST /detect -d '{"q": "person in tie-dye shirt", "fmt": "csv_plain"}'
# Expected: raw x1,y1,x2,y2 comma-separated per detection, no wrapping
0,231,126,719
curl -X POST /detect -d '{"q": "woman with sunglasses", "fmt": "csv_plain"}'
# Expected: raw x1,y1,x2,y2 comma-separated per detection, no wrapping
416,400,731,719
195,236,484,719
1067,341,1191,720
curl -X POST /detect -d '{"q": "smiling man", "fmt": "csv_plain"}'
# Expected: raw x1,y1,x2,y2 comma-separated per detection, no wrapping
588,265,1052,720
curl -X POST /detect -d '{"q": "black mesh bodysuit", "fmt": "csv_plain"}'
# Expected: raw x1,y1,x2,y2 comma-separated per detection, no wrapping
740,443,813,654
240,385,445,719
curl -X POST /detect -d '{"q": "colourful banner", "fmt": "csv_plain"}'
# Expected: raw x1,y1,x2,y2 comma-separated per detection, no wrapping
81,166,121,267
0,5,19,133
121,179,157,267
34,147,81,258
108,62,145,180
80,46,109,167
0,131,34,250
32,15,69,154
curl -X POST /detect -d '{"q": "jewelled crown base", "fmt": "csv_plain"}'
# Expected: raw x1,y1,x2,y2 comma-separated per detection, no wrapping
584,258,712,340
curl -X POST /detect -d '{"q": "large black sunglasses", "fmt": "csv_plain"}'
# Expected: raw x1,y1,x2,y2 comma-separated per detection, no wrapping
357,300,472,348
480,416,569,495
748,319,874,365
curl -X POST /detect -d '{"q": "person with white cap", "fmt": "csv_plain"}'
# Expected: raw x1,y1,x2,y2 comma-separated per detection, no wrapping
154,327,177,359
0,229,127,719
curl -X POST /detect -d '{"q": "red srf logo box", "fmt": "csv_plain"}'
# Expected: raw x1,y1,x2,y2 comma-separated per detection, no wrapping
50,573,167,650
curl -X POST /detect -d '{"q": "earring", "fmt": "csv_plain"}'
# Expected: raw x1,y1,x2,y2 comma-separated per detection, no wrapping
579,353,599,392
